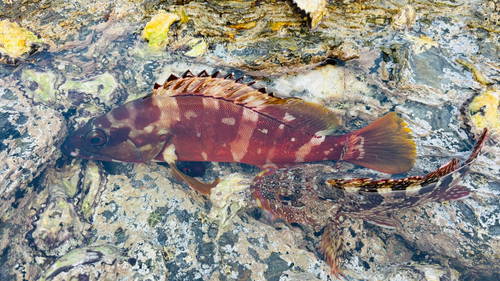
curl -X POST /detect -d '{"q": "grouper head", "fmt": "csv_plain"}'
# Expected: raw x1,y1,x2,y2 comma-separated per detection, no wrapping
62,98,172,163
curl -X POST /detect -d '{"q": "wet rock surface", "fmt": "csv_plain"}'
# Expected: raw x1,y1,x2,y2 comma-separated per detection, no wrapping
0,0,499,280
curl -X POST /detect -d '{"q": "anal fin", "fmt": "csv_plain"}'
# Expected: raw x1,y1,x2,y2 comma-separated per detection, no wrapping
168,163,220,195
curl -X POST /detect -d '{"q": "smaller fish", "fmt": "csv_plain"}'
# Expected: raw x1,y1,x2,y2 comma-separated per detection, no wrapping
251,128,489,278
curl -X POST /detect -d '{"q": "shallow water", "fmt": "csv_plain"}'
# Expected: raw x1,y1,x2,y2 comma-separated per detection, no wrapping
1,0,500,280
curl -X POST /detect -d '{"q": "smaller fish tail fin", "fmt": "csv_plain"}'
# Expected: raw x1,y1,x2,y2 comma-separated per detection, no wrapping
341,112,416,174
320,216,347,279
168,163,220,195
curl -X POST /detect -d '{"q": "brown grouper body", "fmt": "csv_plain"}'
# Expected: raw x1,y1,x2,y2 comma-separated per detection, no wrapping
62,71,416,194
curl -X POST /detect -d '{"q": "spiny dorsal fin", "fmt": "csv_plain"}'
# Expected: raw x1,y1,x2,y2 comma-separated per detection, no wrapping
153,72,340,136
211,71,222,78
181,70,194,78
235,76,245,83
166,74,178,82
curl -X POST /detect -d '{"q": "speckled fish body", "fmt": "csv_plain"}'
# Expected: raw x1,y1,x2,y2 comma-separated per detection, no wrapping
62,70,416,194
251,128,489,277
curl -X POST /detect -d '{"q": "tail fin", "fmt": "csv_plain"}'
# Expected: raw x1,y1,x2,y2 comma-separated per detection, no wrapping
342,112,416,174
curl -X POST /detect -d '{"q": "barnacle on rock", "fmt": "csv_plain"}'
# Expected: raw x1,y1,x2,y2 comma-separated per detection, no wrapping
208,173,252,238
0,20,42,65
292,0,327,28
392,4,416,30
41,244,129,281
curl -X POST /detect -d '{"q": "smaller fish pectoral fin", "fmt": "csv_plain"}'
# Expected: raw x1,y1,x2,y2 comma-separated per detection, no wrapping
168,162,220,195
320,216,347,280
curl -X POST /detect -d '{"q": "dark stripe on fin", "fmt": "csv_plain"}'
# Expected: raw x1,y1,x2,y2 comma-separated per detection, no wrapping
168,163,220,195
181,70,194,78
166,74,178,82
211,71,222,78
224,73,234,79
344,112,416,174
154,83,162,89
197,70,209,77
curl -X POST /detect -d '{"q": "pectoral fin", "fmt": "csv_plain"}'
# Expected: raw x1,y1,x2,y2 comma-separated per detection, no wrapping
168,162,220,195
320,216,347,279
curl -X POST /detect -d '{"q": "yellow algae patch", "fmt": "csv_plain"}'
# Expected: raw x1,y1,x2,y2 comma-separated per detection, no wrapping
269,21,302,31
468,87,500,135
0,20,42,63
142,12,180,49
184,38,208,57
456,58,491,86
406,34,439,55
229,21,257,30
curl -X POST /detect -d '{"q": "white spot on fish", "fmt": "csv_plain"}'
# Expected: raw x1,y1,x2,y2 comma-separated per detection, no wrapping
202,97,220,110
162,143,177,164
257,148,262,154
294,135,325,162
291,138,295,142
283,112,296,122
197,133,201,138
184,110,198,119
355,136,365,160
230,108,256,162
70,152,77,157
144,125,155,133
242,108,259,122
222,117,236,125
279,124,285,130
258,128,268,134
201,152,208,161
262,162,278,169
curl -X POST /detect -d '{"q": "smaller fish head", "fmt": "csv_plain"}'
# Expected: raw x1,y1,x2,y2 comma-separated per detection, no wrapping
251,168,316,225
62,116,144,163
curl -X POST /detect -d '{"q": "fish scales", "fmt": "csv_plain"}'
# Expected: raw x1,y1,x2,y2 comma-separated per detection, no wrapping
251,128,489,278
62,70,416,194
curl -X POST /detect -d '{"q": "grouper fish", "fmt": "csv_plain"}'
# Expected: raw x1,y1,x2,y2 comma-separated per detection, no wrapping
62,70,416,195
251,128,489,278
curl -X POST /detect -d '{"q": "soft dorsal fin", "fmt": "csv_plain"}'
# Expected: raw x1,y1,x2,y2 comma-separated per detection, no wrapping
151,70,340,136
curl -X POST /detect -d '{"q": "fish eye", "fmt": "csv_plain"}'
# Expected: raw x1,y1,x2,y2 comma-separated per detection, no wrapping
279,195,296,202
277,188,297,202
85,129,108,147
